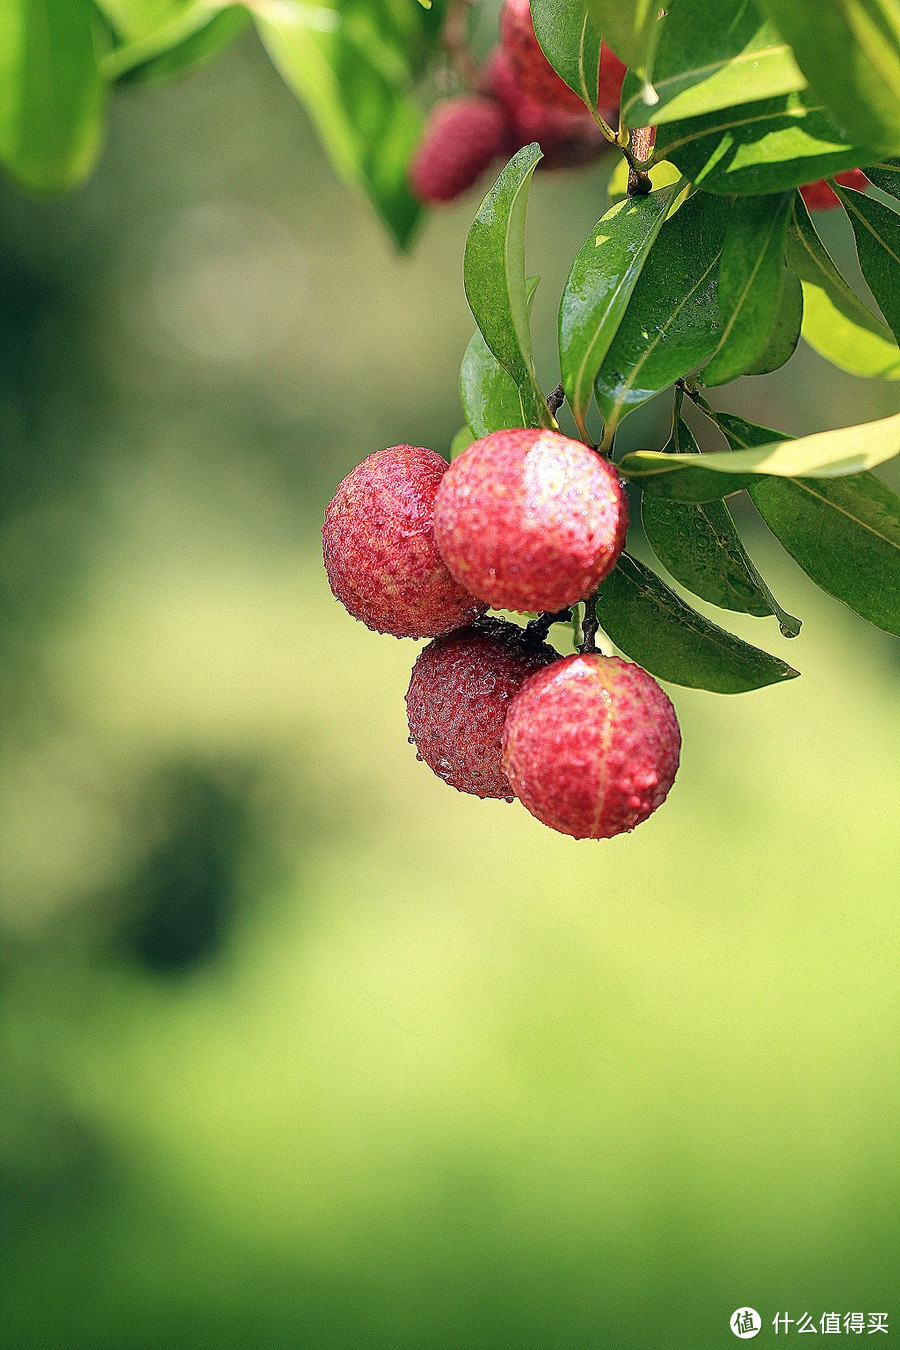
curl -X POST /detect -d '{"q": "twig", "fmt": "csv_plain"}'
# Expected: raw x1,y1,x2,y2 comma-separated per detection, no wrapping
626,126,654,195
579,592,600,652
525,608,572,642
547,383,565,416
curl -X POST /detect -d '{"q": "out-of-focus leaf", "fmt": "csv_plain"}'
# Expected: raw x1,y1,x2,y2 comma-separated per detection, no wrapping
594,191,729,443
743,267,803,373
757,0,900,155
0,0,104,193
582,0,663,90
253,0,422,249
531,0,602,113
620,409,900,497
641,415,800,631
450,425,475,458
710,410,900,634
621,0,805,128
461,277,541,437
593,554,799,691
865,159,900,200
105,3,249,84
786,194,900,377
654,91,881,194
832,182,900,342
607,155,682,203
560,182,680,439
464,145,555,431
702,191,793,386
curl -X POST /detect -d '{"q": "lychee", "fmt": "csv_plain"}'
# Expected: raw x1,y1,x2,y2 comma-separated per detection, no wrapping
484,47,609,169
799,168,869,211
597,43,628,110
409,95,511,204
502,654,681,838
433,428,628,613
406,618,558,798
323,445,485,638
499,0,628,117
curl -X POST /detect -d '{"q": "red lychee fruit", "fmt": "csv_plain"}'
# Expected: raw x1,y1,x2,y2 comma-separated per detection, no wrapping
597,43,628,110
484,47,609,169
433,428,629,613
323,445,485,638
799,168,869,211
409,95,511,204
503,654,681,838
406,618,558,798
499,0,627,115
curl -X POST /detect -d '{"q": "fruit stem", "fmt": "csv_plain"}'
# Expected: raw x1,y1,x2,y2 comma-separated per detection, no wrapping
526,607,572,642
579,592,601,653
441,0,479,89
546,383,565,416
625,127,654,195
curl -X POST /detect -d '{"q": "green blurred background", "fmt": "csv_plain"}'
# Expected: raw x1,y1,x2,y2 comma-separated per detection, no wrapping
1,25,898,1350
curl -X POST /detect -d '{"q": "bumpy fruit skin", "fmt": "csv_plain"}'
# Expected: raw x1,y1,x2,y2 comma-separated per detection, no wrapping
323,445,485,638
409,95,510,204
799,168,869,211
503,655,681,839
406,618,557,798
500,0,627,117
433,428,629,613
484,48,608,169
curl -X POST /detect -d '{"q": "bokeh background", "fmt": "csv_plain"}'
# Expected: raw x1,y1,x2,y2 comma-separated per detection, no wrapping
1,24,898,1350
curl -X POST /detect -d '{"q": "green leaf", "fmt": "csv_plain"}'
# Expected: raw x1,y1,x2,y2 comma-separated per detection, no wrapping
621,0,806,129
461,277,540,437
757,0,900,155
450,425,475,458
786,194,900,377
105,3,249,85
620,408,900,498
832,182,900,342
559,182,680,439
743,266,803,374
531,0,602,113
0,0,105,193
463,145,555,431
864,159,900,201
582,0,663,89
594,554,800,692
607,155,682,204
654,91,881,195
702,192,793,386
641,416,800,630
253,1,422,249
697,409,900,635
593,191,730,442
750,475,900,635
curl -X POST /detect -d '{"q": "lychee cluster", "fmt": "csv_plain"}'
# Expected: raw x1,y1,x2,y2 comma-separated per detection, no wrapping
323,428,681,839
409,0,626,205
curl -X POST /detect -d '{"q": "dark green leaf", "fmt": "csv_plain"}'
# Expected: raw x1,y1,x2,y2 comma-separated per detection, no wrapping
743,267,803,373
0,0,104,193
620,409,900,496
621,0,805,128
757,0,900,155
461,277,540,437
464,145,555,431
108,5,250,86
253,4,422,249
865,159,900,201
786,194,900,377
750,474,900,635
531,0,602,113
641,416,800,630
594,191,730,443
702,192,793,386
654,91,881,195
594,554,800,691
582,0,664,88
832,182,900,343
559,182,680,439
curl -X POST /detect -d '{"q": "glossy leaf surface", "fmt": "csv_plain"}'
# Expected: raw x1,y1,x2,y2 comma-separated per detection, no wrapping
461,278,540,437
582,0,663,87
743,267,803,374
832,182,900,343
531,0,602,112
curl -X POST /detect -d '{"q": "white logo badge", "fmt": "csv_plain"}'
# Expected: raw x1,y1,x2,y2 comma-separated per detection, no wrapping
731,1308,762,1338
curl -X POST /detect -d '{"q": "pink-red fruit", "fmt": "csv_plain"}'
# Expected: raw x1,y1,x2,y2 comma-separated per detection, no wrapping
409,95,510,204
323,445,485,638
433,429,629,613
799,168,869,211
500,0,627,116
503,655,681,838
406,618,557,798
484,48,609,170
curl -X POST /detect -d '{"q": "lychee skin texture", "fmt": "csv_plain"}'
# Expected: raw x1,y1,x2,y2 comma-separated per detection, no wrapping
484,48,609,169
323,445,485,638
406,618,558,798
799,168,869,211
503,655,681,839
409,95,510,204
433,429,629,613
500,0,627,117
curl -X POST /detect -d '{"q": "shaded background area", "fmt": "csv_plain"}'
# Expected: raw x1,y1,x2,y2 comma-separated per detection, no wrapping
1,26,899,1350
